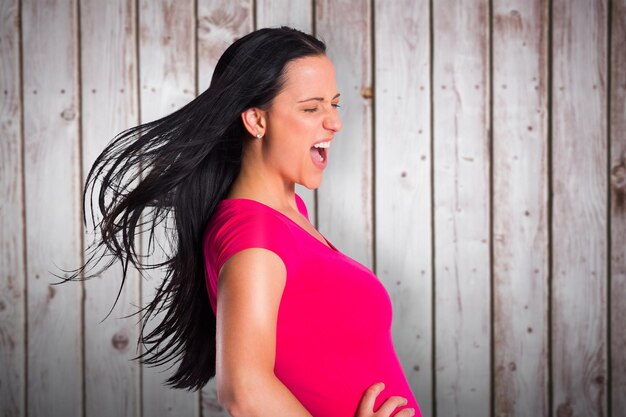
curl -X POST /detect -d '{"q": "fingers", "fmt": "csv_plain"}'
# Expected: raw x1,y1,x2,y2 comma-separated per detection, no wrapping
356,382,416,417
356,382,386,415
375,395,409,416
394,408,416,417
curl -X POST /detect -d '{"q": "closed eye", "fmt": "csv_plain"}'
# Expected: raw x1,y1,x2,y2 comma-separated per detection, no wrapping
304,104,340,113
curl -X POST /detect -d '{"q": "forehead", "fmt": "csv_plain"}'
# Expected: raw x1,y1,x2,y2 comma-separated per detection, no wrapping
278,55,337,99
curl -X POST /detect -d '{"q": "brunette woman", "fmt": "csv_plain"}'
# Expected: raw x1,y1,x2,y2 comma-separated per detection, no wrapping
74,27,420,417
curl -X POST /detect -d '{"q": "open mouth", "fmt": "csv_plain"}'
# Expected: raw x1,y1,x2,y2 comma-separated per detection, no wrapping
310,146,328,165
310,139,332,169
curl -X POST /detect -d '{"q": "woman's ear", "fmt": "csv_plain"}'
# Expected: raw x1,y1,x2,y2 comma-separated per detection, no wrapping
241,107,266,138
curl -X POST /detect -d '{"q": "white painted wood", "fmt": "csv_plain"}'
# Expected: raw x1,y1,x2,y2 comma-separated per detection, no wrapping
5,2,626,415
552,1,608,416
197,0,253,92
196,1,253,415
256,0,311,32
610,1,626,416
80,1,140,416
0,1,25,416
255,0,317,225
373,0,432,415
315,0,373,268
492,2,549,416
138,1,199,416
21,0,82,416
432,1,491,415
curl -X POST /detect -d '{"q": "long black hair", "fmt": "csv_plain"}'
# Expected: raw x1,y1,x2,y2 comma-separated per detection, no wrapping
69,27,326,390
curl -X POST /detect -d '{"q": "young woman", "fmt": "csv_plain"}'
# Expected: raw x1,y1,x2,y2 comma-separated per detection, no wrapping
77,27,420,417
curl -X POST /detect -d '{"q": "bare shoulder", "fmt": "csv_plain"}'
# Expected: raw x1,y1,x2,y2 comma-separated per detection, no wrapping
218,248,287,324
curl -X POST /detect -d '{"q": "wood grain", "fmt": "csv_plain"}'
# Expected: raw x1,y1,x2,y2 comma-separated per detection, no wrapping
22,0,83,415
552,0,608,416
432,1,491,415
315,0,373,268
196,1,253,415
0,0,25,416
197,0,253,91
138,1,199,415
3,2,626,415
80,1,140,416
610,0,626,415
373,0,432,414
255,0,317,224
256,0,311,32
492,1,549,416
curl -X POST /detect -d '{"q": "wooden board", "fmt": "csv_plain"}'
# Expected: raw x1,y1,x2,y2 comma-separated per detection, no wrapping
610,0,626,415
197,0,253,91
5,2,626,416
373,0,433,415
256,0,311,32
21,0,83,415
138,1,199,416
492,1,549,416
315,0,373,268
432,1,491,415
196,1,253,415
80,1,140,416
255,0,317,224
551,0,608,416
0,0,25,416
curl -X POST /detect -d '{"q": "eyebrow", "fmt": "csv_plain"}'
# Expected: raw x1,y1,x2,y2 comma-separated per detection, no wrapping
297,93,341,103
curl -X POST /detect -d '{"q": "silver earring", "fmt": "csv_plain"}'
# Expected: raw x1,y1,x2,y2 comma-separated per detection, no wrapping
255,133,263,139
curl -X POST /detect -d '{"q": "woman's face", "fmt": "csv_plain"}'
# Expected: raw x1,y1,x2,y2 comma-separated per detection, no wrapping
262,55,342,190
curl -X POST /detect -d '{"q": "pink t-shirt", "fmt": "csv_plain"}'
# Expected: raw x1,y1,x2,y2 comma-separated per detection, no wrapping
203,194,421,417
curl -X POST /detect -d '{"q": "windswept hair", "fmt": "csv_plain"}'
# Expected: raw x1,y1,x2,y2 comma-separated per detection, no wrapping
67,27,326,390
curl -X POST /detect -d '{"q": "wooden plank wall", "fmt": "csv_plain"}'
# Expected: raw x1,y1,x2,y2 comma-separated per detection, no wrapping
433,1,491,416
552,2,609,416
374,1,433,415
21,1,83,417
611,2,626,417
493,1,549,416
0,1,623,416
0,1,25,416
80,1,140,416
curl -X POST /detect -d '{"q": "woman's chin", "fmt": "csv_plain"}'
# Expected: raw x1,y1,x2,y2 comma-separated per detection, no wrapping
299,174,323,190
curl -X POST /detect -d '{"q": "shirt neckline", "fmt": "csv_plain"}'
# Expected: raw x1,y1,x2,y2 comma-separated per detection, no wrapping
219,197,340,253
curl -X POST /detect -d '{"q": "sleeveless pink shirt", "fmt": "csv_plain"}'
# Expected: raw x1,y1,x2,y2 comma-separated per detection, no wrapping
203,194,421,417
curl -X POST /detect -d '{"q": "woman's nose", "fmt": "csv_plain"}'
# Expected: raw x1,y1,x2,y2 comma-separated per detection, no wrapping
324,111,342,133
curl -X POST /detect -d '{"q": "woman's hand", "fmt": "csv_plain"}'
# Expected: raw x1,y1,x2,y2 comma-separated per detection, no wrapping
355,382,416,417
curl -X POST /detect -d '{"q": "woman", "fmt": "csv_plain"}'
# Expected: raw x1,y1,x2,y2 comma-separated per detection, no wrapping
76,27,420,416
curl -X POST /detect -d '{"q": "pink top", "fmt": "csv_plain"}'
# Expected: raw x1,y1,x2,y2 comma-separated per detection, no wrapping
203,194,421,417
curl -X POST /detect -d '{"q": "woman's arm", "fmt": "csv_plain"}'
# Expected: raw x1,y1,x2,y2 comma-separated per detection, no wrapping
215,248,312,417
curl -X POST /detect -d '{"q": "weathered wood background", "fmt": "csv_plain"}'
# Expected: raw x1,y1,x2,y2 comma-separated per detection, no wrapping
1,0,624,416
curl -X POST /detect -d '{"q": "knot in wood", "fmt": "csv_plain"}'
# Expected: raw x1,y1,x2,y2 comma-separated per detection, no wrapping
612,163,626,191
556,402,573,417
60,108,76,121
361,86,373,99
111,331,130,351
